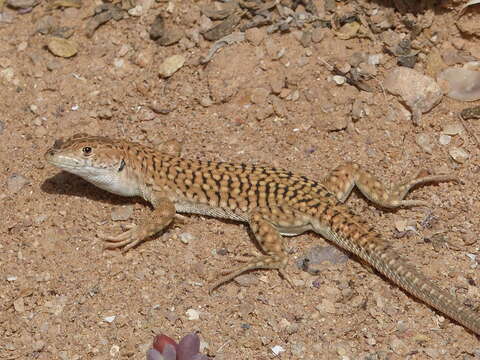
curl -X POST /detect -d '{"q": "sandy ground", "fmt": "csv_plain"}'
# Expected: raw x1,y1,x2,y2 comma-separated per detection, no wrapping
1,0,480,359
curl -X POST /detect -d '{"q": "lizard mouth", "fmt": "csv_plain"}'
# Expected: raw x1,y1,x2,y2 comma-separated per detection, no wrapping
44,150,81,171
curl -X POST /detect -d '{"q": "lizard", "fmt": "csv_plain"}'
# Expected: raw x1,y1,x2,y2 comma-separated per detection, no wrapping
44,133,480,335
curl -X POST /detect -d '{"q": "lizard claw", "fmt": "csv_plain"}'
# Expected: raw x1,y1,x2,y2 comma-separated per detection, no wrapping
97,226,143,251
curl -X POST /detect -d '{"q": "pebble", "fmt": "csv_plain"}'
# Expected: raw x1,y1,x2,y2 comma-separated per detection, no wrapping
384,67,442,124
250,87,270,105
269,74,285,94
7,0,38,9
111,206,133,221
118,44,131,57
271,345,285,356
127,5,143,16
368,54,382,65
103,315,116,323
311,27,327,43
442,122,463,135
113,58,124,69
179,232,195,244
0,67,15,83
316,299,336,314
437,67,480,101
415,133,434,153
438,134,451,145
185,308,200,320
31,340,45,352
449,147,470,163
351,99,365,120
13,297,25,312
199,96,213,107
0,120,4,134
332,75,346,85
245,27,265,46
390,337,408,356
158,55,185,78
47,37,78,58
7,173,30,194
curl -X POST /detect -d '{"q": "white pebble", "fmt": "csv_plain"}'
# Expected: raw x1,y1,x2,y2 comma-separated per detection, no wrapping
449,147,470,163
271,345,285,355
332,75,346,85
179,232,195,244
438,134,451,145
103,315,116,323
186,308,200,320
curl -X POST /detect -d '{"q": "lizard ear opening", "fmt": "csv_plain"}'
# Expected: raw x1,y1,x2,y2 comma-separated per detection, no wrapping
118,159,126,172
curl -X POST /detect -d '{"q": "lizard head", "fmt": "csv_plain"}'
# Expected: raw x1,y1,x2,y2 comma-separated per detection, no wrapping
44,134,134,195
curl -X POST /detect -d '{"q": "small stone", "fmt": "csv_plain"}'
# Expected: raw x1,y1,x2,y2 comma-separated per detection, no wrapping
133,49,153,68
438,134,451,145
113,58,124,69
47,37,78,58
186,308,200,320
118,44,131,57
13,298,25,312
250,87,270,105
7,0,39,9
315,299,336,314
0,67,14,83
17,41,28,51
425,50,447,78
368,54,382,65
336,21,360,40
179,232,195,244
0,120,4,135
34,126,48,138
271,345,285,356
351,99,364,120
299,30,312,48
199,96,213,107
269,74,285,94
46,60,61,71
311,28,327,43
332,75,346,85
358,62,377,77
442,122,463,135
415,133,434,153
6,275,17,281
245,27,265,46
103,315,116,323
127,5,143,16
390,337,408,356
111,206,133,221
437,67,480,102
97,108,112,119
384,67,443,124
31,340,45,352
158,55,185,78
7,173,30,194
449,147,470,163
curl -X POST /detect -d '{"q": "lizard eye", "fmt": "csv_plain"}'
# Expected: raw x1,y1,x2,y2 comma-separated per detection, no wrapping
82,146,92,155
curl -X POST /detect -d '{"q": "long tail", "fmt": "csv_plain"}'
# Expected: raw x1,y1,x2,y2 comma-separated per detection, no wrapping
325,210,480,335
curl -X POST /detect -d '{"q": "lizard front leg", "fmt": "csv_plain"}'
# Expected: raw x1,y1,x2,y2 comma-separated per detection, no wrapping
99,196,175,252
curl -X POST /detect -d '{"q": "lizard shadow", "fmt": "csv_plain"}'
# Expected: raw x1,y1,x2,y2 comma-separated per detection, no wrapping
41,171,149,207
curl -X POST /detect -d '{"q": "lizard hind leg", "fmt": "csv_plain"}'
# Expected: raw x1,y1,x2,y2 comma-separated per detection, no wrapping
209,206,310,293
322,162,457,208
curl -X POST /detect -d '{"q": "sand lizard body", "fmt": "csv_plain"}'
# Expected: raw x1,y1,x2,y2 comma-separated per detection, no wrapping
44,134,480,335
